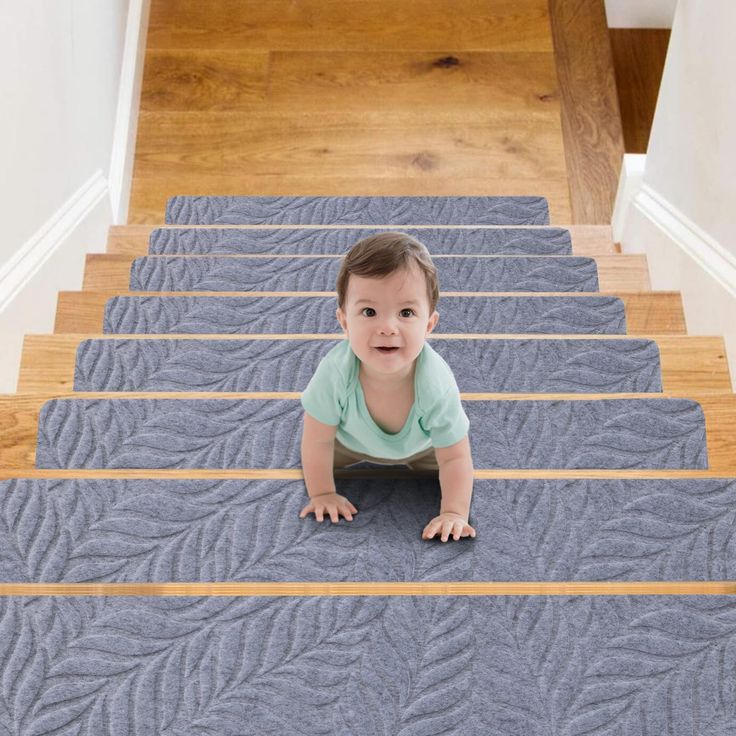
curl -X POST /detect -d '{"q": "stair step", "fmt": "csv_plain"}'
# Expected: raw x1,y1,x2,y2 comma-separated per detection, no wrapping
34,396,709,470
83,253,649,292
2,391,734,471
54,290,686,335
107,224,619,256
0,593,733,735
0,477,733,582
18,334,732,394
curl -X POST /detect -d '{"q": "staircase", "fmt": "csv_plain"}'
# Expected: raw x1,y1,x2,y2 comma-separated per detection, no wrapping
0,194,735,731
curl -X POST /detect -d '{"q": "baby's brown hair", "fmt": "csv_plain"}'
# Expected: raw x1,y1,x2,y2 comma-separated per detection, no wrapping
336,232,440,314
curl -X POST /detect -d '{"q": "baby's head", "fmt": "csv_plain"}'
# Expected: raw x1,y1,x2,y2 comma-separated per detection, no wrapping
336,232,439,314
335,232,440,375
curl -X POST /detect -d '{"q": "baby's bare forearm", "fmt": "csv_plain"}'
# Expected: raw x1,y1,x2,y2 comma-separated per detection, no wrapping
438,456,474,519
301,441,337,498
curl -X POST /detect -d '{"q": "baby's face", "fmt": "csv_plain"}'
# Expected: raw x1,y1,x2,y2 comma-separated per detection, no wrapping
336,263,439,380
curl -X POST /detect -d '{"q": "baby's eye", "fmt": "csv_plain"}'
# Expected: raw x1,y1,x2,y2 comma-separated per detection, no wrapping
359,307,414,317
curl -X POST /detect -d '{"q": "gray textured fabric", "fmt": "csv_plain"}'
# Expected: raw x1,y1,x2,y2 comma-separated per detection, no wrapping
35,397,707,470
1,594,735,734
165,194,550,225
150,226,573,255
129,255,600,293
74,338,663,393
1,478,732,583
104,295,627,334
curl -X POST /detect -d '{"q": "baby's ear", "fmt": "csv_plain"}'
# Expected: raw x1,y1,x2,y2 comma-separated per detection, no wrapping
336,307,347,332
427,310,440,332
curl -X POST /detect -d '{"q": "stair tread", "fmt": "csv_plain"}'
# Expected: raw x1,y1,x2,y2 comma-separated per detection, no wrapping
54,290,687,335
3,391,735,472
18,334,732,394
107,223,619,256
83,253,650,292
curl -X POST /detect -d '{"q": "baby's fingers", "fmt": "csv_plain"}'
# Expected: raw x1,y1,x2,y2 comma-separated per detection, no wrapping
341,506,354,521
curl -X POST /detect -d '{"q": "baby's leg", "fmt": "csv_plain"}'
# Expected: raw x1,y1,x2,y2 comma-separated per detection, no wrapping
403,446,439,472
333,437,413,469
333,437,372,468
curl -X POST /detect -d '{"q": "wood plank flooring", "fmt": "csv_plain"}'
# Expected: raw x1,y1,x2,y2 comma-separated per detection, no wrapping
548,0,625,223
610,29,671,153
130,0,572,223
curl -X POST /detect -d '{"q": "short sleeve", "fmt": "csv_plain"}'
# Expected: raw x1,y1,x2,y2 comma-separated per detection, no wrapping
300,361,343,426
419,387,470,448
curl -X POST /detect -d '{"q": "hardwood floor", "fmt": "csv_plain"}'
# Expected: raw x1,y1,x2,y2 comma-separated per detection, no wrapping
548,0,625,223
130,0,572,223
610,29,671,153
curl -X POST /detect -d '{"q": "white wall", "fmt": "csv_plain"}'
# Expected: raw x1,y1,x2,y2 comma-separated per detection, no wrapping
604,0,677,28
0,1,147,392
613,0,736,388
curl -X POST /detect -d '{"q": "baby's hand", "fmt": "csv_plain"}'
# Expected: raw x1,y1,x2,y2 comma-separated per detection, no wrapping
299,493,358,524
422,512,476,542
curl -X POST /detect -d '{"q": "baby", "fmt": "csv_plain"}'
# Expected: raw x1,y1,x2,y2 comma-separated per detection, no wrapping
298,232,476,542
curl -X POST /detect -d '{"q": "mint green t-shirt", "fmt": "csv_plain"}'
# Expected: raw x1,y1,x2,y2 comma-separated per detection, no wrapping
300,340,469,460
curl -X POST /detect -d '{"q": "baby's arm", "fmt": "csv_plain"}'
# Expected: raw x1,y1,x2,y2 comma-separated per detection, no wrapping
422,434,476,542
299,412,357,523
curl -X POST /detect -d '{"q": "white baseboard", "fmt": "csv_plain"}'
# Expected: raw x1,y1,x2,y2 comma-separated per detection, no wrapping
109,0,151,225
614,158,736,388
0,172,111,392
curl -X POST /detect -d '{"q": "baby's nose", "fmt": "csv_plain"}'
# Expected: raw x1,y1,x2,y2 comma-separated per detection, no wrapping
378,319,399,334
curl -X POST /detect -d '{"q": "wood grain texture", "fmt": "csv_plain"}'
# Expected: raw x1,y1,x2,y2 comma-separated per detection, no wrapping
54,290,688,335
130,0,572,223
130,175,574,226
143,50,561,114
610,29,671,153
1,468,733,481
147,0,554,52
133,110,567,185
107,224,618,256
0,581,733,596
1,391,735,471
18,334,732,394
81,253,650,292
548,0,626,223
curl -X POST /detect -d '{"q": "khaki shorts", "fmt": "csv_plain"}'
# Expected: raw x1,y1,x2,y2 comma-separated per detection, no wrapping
333,437,439,472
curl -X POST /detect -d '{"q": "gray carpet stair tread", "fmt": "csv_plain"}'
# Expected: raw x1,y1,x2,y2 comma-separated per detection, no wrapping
104,295,627,334
1,478,731,583
74,338,663,393
129,255,600,293
36,397,707,470
2,594,734,734
165,194,550,225
150,226,573,255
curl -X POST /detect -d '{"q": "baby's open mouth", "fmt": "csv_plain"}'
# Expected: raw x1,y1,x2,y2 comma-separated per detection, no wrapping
375,347,399,353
